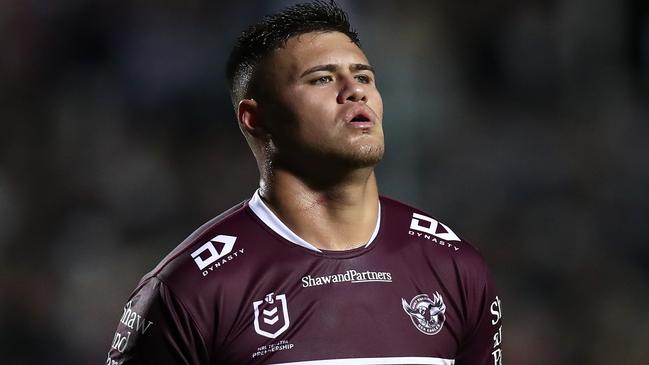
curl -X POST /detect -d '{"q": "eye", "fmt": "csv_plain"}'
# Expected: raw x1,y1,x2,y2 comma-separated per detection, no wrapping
311,75,333,85
355,74,372,84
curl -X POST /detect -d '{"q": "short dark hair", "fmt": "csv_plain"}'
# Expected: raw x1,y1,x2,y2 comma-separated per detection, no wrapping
226,0,360,108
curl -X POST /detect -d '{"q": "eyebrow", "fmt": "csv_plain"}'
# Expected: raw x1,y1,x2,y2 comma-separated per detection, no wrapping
300,63,376,78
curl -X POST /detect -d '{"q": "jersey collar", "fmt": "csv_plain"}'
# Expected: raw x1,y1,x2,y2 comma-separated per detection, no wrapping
248,189,381,253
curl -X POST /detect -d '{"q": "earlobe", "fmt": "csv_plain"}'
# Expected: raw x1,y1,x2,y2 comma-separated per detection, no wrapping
238,99,266,136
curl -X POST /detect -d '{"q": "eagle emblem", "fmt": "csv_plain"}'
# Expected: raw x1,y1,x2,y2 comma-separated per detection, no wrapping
401,291,446,335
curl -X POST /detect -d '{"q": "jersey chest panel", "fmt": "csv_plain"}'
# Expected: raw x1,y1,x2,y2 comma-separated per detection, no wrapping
212,238,462,365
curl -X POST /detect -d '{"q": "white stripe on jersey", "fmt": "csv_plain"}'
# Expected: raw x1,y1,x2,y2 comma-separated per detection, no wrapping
268,356,455,365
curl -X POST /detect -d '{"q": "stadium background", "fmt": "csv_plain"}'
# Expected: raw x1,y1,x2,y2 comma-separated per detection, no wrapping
1,0,648,364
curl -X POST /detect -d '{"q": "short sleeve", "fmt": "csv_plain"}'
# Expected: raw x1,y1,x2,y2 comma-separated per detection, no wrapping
454,255,504,365
106,277,210,365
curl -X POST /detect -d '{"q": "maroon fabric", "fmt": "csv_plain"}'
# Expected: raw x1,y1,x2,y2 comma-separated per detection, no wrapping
106,196,503,364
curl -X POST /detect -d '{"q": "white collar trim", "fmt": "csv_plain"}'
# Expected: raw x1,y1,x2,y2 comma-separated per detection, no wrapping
248,189,381,253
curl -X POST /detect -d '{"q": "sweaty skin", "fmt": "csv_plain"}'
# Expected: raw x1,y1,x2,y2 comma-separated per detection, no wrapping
238,31,385,251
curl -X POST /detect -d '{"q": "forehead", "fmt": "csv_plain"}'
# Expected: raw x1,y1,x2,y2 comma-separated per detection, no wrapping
267,31,369,77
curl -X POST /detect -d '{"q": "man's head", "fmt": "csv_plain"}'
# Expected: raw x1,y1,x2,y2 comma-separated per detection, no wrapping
226,1,360,107
227,1,384,179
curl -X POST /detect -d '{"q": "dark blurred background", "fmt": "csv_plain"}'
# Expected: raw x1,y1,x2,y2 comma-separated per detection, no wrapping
1,0,648,364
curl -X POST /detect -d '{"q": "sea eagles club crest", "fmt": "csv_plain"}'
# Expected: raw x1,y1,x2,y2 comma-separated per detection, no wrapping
253,293,290,339
402,292,446,335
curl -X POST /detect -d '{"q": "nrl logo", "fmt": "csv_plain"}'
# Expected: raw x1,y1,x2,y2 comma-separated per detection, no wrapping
401,291,446,335
253,293,290,339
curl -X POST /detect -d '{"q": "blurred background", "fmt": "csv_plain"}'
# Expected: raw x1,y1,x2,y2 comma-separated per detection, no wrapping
1,0,648,364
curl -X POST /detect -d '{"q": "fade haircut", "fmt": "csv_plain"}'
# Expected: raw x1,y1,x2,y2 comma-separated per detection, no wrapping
226,0,360,108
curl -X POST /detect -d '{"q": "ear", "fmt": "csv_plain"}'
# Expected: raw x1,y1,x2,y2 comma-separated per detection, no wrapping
238,99,267,137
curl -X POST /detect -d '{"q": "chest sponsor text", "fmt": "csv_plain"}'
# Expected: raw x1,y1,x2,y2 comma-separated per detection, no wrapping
302,269,393,288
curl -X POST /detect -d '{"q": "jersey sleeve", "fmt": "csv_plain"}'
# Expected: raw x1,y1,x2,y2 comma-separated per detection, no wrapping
106,277,210,365
454,252,504,365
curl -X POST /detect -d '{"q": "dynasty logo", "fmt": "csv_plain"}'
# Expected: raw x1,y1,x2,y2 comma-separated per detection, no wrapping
190,235,244,277
409,213,460,242
401,291,447,335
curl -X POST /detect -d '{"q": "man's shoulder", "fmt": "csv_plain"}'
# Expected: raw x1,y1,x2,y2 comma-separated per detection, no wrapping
137,199,258,289
379,194,488,265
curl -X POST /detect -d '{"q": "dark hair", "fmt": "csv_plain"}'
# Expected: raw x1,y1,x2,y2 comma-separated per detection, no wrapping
226,0,360,107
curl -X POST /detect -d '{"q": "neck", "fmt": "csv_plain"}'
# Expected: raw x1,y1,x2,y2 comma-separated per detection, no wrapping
259,166,380,251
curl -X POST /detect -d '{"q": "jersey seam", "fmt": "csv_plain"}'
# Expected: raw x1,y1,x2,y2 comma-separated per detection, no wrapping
458,262,490,350
154,275,214,364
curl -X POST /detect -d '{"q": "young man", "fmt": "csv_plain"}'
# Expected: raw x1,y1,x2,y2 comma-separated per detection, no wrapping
106,2,503,364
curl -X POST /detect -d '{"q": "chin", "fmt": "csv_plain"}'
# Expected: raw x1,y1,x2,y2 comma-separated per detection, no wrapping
341,144,385,168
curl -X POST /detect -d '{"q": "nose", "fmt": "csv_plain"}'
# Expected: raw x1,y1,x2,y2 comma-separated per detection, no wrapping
336,77,367,104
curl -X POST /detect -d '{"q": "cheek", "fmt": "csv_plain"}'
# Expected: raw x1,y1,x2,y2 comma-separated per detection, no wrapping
273,90,338,140
371,91,384,120
293,91,337,121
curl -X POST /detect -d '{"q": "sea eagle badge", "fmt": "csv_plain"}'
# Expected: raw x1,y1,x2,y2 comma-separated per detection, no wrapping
402,291,446,335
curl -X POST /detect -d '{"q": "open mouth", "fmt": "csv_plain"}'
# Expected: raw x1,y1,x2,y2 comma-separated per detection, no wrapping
343,106,376,129
350,115,370,123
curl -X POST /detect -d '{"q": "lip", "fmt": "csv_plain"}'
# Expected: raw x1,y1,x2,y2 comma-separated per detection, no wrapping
342,105,376,129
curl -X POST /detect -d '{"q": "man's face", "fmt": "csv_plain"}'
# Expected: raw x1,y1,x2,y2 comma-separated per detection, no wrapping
258,31,384,170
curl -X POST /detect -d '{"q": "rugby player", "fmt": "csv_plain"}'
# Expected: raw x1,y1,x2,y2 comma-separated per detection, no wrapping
106,1,503,364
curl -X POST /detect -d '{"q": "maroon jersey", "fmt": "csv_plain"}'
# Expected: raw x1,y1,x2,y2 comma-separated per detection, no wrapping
106,192,503,365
